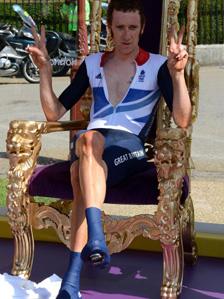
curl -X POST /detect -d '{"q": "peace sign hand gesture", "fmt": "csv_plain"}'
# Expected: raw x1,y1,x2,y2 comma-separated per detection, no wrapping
167,26,188,77
26,25,51,70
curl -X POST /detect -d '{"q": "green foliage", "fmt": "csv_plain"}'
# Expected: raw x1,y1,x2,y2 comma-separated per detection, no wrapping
0,178,57,208
101,0,108,18
178,0,224,44
196,0,224,44
216,0,224,43
0,1,68,32
178,0,188,27
0,178,7,207
0,0,224,44
204,0,211,43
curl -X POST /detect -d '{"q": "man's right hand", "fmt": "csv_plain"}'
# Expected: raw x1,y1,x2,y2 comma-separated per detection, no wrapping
26,25,66,121
26,25,51,70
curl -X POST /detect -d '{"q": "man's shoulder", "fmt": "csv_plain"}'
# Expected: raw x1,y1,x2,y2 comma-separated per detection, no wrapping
149,53,167,64
85,52,103,66
145,53,167,73
84,52,103,75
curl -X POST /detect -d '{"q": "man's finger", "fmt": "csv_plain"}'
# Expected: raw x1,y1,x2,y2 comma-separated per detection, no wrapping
31,26,40,46
168,25,176,47
40,25,46,47
176,49,188,60
26,45,43,56
177,25,185,46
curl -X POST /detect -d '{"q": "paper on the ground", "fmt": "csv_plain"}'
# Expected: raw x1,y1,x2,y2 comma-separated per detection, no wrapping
0,273,61,299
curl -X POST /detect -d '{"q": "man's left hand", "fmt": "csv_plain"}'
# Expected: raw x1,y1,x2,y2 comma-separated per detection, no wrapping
167,26,188,77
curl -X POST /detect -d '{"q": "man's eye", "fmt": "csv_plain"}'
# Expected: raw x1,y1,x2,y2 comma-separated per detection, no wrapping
129,26,137,30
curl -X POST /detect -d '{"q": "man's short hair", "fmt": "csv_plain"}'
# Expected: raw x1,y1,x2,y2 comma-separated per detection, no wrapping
107,0,145,30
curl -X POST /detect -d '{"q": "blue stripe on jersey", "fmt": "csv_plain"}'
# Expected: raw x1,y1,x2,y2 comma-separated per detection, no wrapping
116,90,160,113
93,87,108,114
122,89,153,103
132,115,149,123
94,106,114,118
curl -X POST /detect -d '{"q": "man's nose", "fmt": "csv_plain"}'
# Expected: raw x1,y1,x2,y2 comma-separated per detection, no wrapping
122,28,131,39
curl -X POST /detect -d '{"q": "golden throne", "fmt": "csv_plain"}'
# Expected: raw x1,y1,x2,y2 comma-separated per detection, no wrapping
6,0,199,298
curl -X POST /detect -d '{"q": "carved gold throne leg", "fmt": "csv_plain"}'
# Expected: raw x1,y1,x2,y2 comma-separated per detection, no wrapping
8,197,35,279
157,196,184,298
155,128,188,298
182,195,198,264
160,230,184,299
6,120,46,278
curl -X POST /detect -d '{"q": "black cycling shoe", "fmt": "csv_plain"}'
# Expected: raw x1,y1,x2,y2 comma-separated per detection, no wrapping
81,239,110,268
56,289,82,299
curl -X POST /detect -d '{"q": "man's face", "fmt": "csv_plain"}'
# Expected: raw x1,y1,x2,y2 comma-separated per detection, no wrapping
110,10,143,55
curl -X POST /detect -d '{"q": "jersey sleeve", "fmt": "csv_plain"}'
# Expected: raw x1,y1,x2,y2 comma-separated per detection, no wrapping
157,61,173,112
58,61,90,110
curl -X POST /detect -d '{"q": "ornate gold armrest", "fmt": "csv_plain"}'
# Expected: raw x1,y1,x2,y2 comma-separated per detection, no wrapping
6,119,87,233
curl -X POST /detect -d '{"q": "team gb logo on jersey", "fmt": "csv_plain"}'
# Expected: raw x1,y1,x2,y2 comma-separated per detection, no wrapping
95,73,102,79
138,70,145,82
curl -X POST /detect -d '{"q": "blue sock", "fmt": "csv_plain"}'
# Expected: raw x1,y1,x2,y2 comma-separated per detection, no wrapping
56,251,83,299
81,207,110,267
86,207,104,241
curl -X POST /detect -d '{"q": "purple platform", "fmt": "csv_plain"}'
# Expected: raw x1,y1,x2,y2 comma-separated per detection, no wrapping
1,238,224,299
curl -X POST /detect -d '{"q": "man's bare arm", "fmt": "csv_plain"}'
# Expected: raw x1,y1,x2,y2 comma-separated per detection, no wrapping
39,62,67,121
167,26,192,128
27,25,66,121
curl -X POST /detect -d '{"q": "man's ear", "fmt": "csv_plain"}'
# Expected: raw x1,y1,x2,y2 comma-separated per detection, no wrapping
141,23,145,35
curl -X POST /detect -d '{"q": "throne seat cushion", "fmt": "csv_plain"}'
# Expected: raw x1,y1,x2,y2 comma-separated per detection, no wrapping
28,161,189,205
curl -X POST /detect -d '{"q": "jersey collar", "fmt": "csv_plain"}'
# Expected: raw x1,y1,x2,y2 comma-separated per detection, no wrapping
100,48,150,67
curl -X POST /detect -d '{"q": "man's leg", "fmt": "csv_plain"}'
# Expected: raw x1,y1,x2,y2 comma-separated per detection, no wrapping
76,130,110,267
57,130,109,299
70,161,87,252
76,130,107,208
56,161,86,299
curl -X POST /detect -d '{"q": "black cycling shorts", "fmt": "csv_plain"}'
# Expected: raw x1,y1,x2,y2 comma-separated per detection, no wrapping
71,128,149,187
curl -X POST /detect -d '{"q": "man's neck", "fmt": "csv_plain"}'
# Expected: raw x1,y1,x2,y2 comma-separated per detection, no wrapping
112,47,139,64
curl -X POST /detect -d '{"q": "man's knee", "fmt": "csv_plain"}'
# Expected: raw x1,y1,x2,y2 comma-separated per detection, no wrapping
76,130,105,158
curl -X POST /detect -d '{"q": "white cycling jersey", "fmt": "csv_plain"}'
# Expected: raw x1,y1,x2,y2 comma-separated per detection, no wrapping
85,49,167,136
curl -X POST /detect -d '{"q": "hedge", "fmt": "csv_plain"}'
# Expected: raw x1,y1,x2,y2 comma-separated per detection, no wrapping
0,0,224,44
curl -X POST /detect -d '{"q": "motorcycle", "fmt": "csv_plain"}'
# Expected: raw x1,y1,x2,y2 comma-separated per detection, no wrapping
0,24,33,81
46,30,77,77
1,4,107,83
17,27,77,81
0,4,77,83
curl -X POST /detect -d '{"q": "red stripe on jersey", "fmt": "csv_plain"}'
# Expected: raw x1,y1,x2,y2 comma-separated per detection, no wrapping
100,48,150,67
